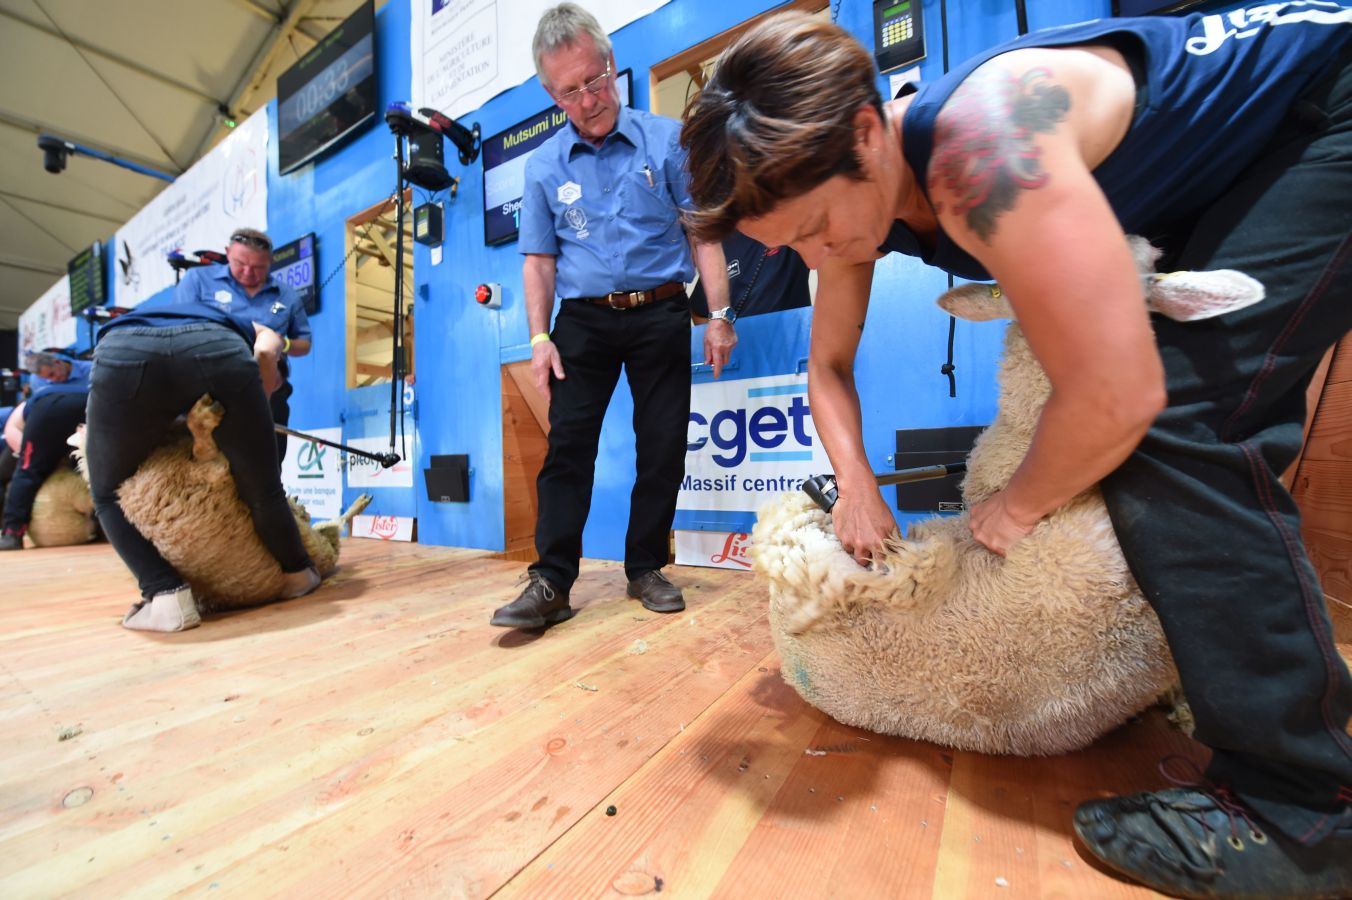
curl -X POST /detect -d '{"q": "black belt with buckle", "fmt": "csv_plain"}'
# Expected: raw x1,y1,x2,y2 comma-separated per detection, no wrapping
571,281,685,310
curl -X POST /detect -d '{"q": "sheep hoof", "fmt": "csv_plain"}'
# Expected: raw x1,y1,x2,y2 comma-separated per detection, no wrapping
187,395,225,462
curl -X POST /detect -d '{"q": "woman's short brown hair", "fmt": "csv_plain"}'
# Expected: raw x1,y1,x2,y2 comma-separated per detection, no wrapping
680,12,882,243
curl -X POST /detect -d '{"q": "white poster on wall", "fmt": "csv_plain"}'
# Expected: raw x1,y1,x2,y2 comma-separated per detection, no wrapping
18,275,77,357
678,373,831,532
412,0,671,121
345,435,415,489
112,109,269,307
280,426,344,520
674,530,755,571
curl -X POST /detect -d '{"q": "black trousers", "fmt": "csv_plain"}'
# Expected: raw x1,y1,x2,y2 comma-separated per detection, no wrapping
2,391,87,532
1102,49,1352,843
86,324,312,599
530,295,692,591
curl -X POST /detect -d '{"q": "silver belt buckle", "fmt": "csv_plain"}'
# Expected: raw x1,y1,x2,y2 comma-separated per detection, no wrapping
607,292,626,309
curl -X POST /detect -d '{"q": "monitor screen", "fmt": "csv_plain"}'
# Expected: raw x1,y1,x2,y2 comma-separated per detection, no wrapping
67,240,107,317
270,233,318,315
277,0,377,175
481,69,632,247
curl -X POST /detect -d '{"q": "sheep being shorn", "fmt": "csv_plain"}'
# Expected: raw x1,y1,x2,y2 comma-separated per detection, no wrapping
79,395,371,613
752,238,1264,756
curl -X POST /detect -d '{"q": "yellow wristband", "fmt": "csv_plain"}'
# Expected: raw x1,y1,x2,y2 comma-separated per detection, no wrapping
530,333,551,347
281,336,292,354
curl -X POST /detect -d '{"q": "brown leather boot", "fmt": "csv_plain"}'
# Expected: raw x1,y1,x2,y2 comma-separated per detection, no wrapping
490,572,573,629
626,570,685,613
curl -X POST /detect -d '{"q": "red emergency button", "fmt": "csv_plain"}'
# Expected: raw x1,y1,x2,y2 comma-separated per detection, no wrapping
475,284,493,304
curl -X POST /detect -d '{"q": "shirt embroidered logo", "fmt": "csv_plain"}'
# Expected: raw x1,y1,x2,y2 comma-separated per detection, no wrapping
557,181,582,204
214,290,233,305
564,206,589,240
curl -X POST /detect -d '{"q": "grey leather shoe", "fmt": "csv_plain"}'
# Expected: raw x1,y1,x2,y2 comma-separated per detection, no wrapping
491,572,573,629
626,570,685,613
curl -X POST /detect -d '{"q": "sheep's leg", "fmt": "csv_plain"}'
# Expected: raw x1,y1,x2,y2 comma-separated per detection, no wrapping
187,395,225,463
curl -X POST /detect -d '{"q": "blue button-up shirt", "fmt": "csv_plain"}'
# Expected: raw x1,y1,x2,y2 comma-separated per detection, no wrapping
519,105,694,299
174,263,311,341
29,358,93,400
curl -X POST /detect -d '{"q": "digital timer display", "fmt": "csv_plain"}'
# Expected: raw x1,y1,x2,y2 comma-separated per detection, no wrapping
277,1,377,175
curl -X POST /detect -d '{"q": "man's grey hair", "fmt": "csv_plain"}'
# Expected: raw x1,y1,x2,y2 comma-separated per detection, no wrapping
532,3,612,88
25,350,68,372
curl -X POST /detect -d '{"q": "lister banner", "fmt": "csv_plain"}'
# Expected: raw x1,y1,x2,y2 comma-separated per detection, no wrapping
675,372,830,535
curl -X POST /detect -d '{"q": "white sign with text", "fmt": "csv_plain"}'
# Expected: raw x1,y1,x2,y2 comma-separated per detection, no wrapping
18,275,76,357
344,435,415,488
113,109,269,307
280,426,343,520
411,0,670,121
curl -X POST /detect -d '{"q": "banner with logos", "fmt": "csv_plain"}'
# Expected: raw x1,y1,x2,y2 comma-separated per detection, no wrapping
675,529,755,571
280,426,344,520
18,275,76,357
411,0,669,121
676,370,830,536
113,109,269,307
344,434,416,489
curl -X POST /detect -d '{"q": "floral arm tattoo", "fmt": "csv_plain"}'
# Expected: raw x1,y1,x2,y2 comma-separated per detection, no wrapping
929,66,1070,243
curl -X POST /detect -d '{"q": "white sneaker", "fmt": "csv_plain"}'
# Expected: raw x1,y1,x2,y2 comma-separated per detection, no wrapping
280,566,322,599
121,585,202,632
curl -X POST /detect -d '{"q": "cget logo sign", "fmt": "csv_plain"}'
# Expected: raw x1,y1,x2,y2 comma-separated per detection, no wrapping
679,374,830,522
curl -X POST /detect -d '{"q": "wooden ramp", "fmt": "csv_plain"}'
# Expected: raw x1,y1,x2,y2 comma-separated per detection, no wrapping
3,540,1347,899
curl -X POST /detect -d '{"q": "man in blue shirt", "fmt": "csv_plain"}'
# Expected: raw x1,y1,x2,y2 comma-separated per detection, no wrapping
25,350,93,399
491,2,736,630
175,228,311,466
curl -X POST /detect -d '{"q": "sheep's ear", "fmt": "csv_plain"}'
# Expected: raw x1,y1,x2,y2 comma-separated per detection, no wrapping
936,282,1014,322
1127,235,1163,276
1146,269,1265,322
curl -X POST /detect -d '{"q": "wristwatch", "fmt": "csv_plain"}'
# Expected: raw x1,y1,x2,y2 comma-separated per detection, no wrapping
709,306,738,324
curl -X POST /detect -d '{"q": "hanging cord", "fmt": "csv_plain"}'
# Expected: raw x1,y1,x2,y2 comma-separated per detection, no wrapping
938,0,959,398
831,0,843,24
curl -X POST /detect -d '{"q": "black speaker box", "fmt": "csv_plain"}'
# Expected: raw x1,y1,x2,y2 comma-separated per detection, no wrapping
425,453,469,503
894,426,985,513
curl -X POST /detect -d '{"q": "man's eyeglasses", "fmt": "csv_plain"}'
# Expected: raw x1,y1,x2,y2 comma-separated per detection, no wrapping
230,232,272,253
554,62,612,107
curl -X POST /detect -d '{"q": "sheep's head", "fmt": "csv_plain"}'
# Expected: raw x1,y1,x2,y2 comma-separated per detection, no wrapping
938,235,1266,503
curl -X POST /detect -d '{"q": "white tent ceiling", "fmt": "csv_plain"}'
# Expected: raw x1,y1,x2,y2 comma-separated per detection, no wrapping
0,0,379,332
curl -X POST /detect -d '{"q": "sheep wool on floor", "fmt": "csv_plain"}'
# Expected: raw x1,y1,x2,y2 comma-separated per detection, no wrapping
753,238,1265,756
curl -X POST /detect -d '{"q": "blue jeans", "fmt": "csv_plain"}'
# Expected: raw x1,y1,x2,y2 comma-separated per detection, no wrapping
2,390,87,532
1102,48,1352,842
86,324,312,598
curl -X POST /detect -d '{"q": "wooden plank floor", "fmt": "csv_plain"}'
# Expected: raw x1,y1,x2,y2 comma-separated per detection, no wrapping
2,540,1349,899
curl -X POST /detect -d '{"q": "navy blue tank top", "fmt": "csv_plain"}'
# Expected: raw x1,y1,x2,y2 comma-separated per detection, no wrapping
884,2,1352,280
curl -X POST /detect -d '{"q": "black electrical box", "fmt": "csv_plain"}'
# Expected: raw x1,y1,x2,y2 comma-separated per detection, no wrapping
873,0,926,73
894,426,984,513
414,202,443,246
425,453,469,502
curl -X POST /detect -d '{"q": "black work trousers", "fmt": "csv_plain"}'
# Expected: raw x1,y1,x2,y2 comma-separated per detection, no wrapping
531,295,691,591
86,324,312,599
1102,48,1352,844
2,390,87,532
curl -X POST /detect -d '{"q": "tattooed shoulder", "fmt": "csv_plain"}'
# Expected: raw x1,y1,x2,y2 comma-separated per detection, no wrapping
928,64,1070,243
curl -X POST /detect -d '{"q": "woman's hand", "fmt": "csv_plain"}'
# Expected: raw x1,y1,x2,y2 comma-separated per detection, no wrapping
968,489,1041,556
832,486,900,566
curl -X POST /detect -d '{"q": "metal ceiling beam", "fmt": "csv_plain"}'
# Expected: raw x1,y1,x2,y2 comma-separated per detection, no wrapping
0,111,181,176
0,190,126,225
192,0,322,161
0,8,225,108
0,255,65,276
